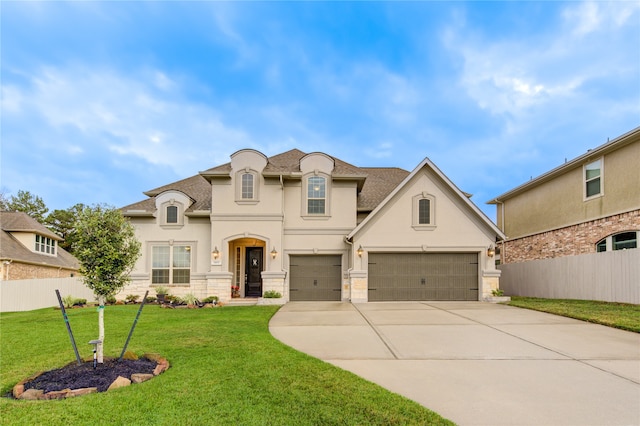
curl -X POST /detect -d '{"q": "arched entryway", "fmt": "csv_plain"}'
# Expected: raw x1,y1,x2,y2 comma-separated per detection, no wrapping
228,238,266,298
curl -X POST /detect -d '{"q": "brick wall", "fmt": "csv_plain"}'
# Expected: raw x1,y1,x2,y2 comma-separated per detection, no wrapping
1,262,77,281
502,209,640,263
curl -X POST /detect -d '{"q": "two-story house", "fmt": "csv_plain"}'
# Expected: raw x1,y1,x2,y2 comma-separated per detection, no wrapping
488,126,640,264
121,149,504,302
0,211,79,280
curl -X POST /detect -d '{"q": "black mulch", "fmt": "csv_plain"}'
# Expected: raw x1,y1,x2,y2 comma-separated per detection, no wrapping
23,357,158,393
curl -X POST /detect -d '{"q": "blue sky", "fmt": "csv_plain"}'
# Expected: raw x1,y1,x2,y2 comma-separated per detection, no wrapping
2,1,639,220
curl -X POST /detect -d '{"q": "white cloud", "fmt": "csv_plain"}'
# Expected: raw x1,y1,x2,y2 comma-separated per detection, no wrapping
4,66,253,176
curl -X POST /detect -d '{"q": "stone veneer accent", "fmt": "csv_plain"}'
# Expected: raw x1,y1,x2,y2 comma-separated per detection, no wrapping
2,262,76,280
502,210,640,264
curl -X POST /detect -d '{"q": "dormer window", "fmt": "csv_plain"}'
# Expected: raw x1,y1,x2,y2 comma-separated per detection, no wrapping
242,173,254,199
35,234,56,255
235,169,259,204
166,205,178,224
307,176,326,214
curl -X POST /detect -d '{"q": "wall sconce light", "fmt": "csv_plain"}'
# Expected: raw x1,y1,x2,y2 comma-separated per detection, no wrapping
357,245,364,257
487,245,495,258
212,247,220,260
271,248,278,259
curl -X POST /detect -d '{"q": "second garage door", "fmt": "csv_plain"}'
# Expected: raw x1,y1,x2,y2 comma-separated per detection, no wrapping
368,252,478,301
289,255,342,301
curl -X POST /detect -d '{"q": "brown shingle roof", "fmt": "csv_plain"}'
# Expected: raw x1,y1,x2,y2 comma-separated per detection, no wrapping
124,149,408,215
357,168,410,211
0,211,79,270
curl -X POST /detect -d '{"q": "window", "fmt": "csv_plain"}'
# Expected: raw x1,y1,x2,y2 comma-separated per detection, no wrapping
166,205,178,224
35,235,56,255
152,245,191,284
418,199,431,224
596,231,638,252
585,159,602,198
412,193,435,230
613,232,637,250
307,176,326,214
241,173,254,199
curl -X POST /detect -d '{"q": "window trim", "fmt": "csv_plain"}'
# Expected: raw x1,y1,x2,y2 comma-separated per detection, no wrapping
412,193,436,230
302,173,331,219
584,157,604,200
235,169,260,204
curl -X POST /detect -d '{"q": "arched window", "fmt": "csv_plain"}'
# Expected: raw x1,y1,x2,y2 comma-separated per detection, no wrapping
596,231,638,252
418,199,431,224
413,193,436,230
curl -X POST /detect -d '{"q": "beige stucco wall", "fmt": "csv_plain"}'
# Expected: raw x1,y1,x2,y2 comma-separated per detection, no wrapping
349,169,500,302
499,140,640,239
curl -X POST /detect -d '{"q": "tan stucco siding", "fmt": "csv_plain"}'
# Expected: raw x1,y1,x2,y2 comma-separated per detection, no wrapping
500,140,640,239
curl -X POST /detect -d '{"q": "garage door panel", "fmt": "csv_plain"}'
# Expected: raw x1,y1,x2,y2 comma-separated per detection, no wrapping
290,255,342,301
368,253,478,301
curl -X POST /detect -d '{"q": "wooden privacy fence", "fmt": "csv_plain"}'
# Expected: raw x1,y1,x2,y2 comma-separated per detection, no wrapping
0,277,95,312
498,248,639,304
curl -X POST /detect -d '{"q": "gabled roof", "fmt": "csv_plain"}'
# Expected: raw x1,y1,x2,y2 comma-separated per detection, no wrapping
122,174,212,215
348,158,505,240
0,211,79,270
357,168,410,212
488,126,640,203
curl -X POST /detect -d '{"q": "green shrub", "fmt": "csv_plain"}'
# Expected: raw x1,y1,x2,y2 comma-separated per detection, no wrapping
263,290,282,298
61,294,75,308
106,295,117,305
145,296,157,303
202,296,219,303
125,294,140,303
182,293,199,305
74,298,87,306
491,288,505,297
155,286,169,295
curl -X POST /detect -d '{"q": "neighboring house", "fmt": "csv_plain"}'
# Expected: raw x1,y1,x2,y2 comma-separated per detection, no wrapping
0,211,79,280
121,149,504,302
488,126,640,264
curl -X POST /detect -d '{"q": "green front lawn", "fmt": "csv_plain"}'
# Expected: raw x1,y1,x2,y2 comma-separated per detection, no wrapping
507,297,640,333
1,305,453,425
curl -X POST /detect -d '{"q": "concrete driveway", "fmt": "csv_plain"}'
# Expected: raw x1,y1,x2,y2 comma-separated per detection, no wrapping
269,301,640,426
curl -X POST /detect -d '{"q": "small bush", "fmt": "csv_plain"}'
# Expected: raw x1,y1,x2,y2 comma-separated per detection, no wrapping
491,288,505,297
74,298,87,306
182,293,199,305
263,290,282,298
145,296,157,303
202,296,219,303
155,286,169,295
106,295,117,305
125,294,140,303
61,294,76,308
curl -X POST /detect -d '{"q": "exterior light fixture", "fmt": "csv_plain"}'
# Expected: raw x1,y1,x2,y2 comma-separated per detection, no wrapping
487,245,495,258
271,248,278,259
212,247,220,260
357,245,364,257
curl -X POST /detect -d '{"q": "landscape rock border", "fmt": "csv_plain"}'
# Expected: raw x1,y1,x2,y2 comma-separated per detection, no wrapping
12,353,169,400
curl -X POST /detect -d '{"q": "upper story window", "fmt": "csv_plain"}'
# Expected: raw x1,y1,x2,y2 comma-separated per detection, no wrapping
413,193,436,230
35,234,56,255
166,205,178,224
241,173,254,199
584,159,603,199
418,199,431,224
596,231,638,252
161,201,184,228
152,244,191,284
235,169,259,204
307,176,326,214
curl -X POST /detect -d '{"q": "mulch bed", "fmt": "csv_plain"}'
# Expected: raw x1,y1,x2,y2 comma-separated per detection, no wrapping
24,357,158,393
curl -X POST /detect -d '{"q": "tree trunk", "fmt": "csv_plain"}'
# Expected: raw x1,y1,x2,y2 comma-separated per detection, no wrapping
98,297,105,363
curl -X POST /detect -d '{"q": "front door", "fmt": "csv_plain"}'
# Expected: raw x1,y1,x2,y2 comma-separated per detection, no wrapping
245,247,263,297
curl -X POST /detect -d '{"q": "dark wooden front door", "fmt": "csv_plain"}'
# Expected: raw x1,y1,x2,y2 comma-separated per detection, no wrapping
245,247,263,297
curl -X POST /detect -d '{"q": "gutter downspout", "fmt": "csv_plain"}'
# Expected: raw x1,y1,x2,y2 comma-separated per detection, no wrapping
279,175,288,289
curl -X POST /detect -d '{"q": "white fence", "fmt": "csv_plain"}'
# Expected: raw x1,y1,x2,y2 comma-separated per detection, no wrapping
498,248,640,304
0,277,96,312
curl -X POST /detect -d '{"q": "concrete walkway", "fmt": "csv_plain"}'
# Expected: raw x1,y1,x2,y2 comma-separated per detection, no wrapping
269,301,640,426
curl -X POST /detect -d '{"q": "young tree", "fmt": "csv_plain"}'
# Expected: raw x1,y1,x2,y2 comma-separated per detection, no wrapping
2,190,49,222
73,204,141,362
